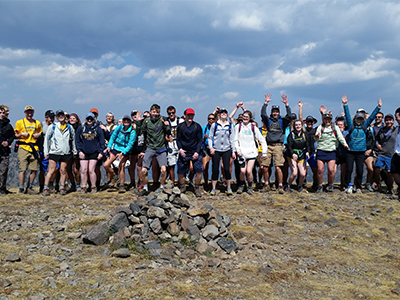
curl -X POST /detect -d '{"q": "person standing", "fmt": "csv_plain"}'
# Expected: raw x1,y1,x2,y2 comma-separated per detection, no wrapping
14,105,43,194
391,108,400,200
0,105,14,195
38,110,55,193
42,110,77,196
176,108,203,197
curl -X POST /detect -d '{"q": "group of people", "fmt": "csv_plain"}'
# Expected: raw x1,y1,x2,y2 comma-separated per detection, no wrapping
0,93,399,199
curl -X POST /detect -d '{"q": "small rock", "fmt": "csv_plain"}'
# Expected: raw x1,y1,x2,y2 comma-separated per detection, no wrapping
111,248,131,258
386,207,394,214
149,218,163,234
147,207,167,219
207,258,221,268
143,240,162,250
172,187,181,195
101,248,111,256
103,260,112,268
202,225,219,240
196,243,214,255
324,217,339,226
110,231,126,247
167,222,181,235
129,203,141,215
109,213,130,233
186,225,200,238
67,232,82,239
1,278,11,287
82,222,110,246
217,237,237,254
187,206,211,217
179,249,196,260
5,253,20,262
392,288,400,295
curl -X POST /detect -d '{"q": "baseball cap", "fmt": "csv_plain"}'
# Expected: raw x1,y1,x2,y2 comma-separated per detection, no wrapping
305,115,317,123
56,109,65,116
385,113,394,120
122,115,131,121
271,105,280,111
185,108,195,115
90,108,99,115
355,112,365,119
323,113,333,119
24,105,34,112
357,108,368,114
220,108,228,114
291,113,297,120
86,112,95,120
45,110,55,117
130,110,138,116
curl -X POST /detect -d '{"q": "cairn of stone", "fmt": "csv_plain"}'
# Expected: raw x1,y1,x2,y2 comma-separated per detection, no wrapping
82,187,238,257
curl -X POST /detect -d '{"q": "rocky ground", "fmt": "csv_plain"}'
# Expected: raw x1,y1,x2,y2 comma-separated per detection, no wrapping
1,184,400,300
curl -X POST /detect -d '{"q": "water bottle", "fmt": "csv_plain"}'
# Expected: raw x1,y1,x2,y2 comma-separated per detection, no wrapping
347,183,353,194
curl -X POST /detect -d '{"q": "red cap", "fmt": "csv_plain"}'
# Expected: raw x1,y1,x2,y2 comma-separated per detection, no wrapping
185,108,195,115
90,108,99,115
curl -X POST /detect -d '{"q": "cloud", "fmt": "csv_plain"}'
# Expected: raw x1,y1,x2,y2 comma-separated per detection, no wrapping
144,66,203,88
228,13,263,31
221,91,239,99
181,94,209,104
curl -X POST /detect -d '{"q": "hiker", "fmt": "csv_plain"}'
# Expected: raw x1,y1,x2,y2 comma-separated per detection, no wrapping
390,107,400,200
0,105,14,195
14,105,43,194
42,110,77,196
66,113,82,193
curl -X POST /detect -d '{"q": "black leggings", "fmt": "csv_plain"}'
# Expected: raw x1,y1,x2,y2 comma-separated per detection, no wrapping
345,151,364,189
211,150,232,181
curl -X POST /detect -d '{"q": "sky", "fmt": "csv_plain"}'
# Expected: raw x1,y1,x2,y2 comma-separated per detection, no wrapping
1,0,400,126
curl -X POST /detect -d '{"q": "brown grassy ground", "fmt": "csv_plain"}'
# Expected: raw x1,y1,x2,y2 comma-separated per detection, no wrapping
0,185,400,299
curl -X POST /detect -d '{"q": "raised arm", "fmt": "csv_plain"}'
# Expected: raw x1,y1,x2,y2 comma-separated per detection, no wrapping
261,93,272,125
298,101,303,122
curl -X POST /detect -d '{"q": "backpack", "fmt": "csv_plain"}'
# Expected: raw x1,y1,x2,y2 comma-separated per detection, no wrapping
321,125,338,137
49,123,72,140
267,118,284,131
291,131,306,142
346,122,370,142
211,122,232,146
238,122,258,148
81,124,98,139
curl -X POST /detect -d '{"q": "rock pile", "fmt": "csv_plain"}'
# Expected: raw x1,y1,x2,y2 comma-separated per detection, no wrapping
82,187,238,256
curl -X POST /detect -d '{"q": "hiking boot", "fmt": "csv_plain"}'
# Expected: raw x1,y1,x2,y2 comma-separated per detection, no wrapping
110,175,119,186
237,184,245,194
263,185,270,192
91,187,97,194
246,186,253,195
298,186,308,193
19,188,24,194
316,185,323,193
210,189,216,196
59,188,66,195
356,188,362,194
80,187,87,194
226,188,233,196
326,185,334,193
67,185,77,193
284,185,290,192
137,189,149,196
42,188,50,196
118,186,126,194
365,182,374,192
278,186,284,194
180,184,186,194
195,187,202,198
25,187,39,195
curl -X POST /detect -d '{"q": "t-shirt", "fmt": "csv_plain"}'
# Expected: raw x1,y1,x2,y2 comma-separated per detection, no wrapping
168,117,184,151
15,118,43,152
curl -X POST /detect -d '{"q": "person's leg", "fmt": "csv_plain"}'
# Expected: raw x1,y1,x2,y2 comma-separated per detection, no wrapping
221,151,232,189
17,149,28,189
118,156,129,185
0,156,9,192
340,164,346,188
104,154,117,184
128,154,137,187
288,160,298,185
202,155,210,186
88,160,98,189
298,162,307,186
66,159,76,192
354,153,364,190
345,152,355,186
317,160,325,185
74,159,81,184
246,159,255,183
365,156,374,183
59,161,68,187
327,160,337,185
44,160,57,186
152,157,160,185
210,151,220,191
141,149,155,192
80,160,89,189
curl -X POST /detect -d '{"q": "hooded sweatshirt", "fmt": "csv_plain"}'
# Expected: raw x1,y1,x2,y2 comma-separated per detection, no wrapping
75,123,105,155
260,104,292,143
0,118,14,156
44,122,77,157
136,116,170,151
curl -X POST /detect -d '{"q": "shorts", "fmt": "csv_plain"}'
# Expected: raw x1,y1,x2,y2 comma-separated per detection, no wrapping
316,149,336,161
307,153,317,169
201,148,211,157
256,152,269,167
49,154,72,163
391,153,400,174
265,144,285,167
143,148,167,169
131,145,145,156
336,157,346,166
177,154,203,175
81,152,99,161
110,149,121,157
288,157,306,164
375,155,392,172
167,149,179,166
40,156,49,172
18,148,39,172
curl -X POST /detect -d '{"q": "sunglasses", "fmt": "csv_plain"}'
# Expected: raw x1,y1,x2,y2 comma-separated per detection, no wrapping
86,118,94,121
168,111,176,115
208,118,215,120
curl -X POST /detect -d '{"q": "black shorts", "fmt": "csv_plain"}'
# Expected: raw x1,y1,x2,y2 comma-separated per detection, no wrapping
336,157,346,166
81,152,99,160
49,154,72,163
391,153,400,175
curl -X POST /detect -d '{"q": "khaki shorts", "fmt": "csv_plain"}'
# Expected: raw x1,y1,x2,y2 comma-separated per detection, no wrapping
256,152,269,167
265,145,285,167
18,148,39,171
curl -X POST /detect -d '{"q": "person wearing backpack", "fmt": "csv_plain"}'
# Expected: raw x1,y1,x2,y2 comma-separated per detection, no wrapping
75,112,105,194
342,95,382,194
315,112,349,193
286,119,312,193
260,93,292,194
42,110,77,196
391,107,400,200
0,105,14,196
208,108,236,196
235,110,267,195
176,108,203,197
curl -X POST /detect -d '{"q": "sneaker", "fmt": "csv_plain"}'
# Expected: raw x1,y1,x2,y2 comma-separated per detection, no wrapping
91,187,97,194
284,185,290,192
195,187,202,198
298,186,308,193
210,189,216,196
365,182,374,192
226,188,233,196
356,188,362,194
118,186,125,194
188,180,194,188
246,186,253,195
80,187,87,194
42,188,50,196
59,188,66,195
278,186,284,194
19,188,24,194
137,189,149,196
326,185,334,193
180,184,186,194
236,184,245,194
316,185,323,193
66,185,77,194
